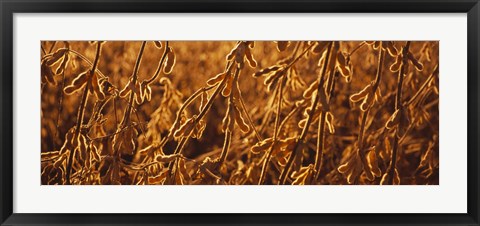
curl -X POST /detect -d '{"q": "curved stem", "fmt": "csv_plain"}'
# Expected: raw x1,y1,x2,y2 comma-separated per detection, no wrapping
277,106,300,133
358,44,386,149
218,130,233,166
158,85,216,148
355,44,385,182
66,49,108,79
41,45,46,55
48,41,57,54
312,111,326,183
286,42,315,69
66,42,103,185
237,89,262,142
312,53,338,183
405,64,438,106
387,41,411,185
258,75,285,184
167,67,234,175
54,50,69,150
259,84,280,133
257,43,304,135
357,109,370,155
145,41,169,84
120,41,146,129
278,41,334,185
348,41,366,56
159,62,234,149
218,65,241,167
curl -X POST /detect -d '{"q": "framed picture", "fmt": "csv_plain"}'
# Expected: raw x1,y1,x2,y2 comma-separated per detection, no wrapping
1,0,479,225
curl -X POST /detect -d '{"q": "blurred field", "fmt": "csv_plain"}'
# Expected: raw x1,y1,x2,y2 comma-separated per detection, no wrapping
41,41,439,185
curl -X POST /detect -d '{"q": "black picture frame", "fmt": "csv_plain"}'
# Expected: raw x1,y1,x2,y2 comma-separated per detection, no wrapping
1,0,479,225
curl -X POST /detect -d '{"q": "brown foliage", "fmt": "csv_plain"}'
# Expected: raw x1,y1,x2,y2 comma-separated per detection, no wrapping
41,41,439,185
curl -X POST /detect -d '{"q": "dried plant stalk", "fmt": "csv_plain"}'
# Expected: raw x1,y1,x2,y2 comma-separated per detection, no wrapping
41,40,439,185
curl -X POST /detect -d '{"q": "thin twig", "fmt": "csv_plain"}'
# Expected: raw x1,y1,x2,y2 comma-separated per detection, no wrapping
66,42,103,185
405,64,438,106
278,41,334,185
387,41,411,185
53,49,69,150
258,75,286,184
48,41,57,54
237,89,262,141
348,41,366,56
120,41,146,128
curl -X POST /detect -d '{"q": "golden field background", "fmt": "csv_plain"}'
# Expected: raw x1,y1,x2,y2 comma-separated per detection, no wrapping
41,41,439,185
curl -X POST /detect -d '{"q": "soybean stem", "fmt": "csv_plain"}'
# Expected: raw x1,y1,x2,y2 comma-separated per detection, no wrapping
66,42,103,185
120,41,146,129
258,75,285,184
387,41,411,185
278,41,334,185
